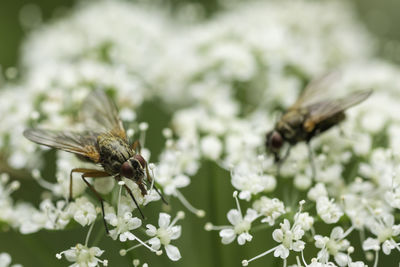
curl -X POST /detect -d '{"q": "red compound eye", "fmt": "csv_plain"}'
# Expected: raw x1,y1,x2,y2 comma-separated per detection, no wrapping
120,161,134,178
267,131,283,151
271,132,283,149
133,154,147,168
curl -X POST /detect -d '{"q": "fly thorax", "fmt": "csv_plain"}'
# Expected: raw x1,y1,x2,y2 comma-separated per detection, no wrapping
97,135,133,174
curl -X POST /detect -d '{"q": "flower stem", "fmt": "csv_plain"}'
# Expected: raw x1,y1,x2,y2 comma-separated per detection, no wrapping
373,250,379,267
91,223,105,247
85,221,96,247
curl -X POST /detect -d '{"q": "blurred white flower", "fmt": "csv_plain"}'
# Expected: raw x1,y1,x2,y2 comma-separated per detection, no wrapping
200,135,223,160
68,197,97,226
231,163,276,201
0,253,22,267
252,196,285,226
316,197,343,224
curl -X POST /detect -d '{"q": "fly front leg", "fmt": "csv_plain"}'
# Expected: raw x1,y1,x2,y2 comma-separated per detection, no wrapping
69,168,111,234
114,175,145,219
80,170,111,234
69,168,108,201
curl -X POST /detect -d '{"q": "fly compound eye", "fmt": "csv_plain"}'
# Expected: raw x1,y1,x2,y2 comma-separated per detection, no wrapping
269,131,283,150
120,161,134,178
133,154,147,168
130,160,139,169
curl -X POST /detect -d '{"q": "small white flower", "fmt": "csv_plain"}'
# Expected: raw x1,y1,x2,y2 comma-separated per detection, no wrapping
362,213,400,255
67,197,97,226
316,197,343,224
57,244,108,267
308,183,328,201
104,208,142,242
146,212,183,261
231,164,276,201
252,197,285,226
296,212,314,231
200,135,223,160
314,227,351,266
294,174,312,190
272,219,305,259
385,187,400,209
219,208,258,245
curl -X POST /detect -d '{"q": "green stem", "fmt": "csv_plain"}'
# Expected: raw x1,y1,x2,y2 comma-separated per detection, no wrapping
91,222,105,247
208,161,223,267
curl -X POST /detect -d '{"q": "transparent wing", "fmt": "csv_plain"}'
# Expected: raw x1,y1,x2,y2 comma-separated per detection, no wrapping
81,89,127,140
305,90,372,127
290,71,341,110
23,129,101,163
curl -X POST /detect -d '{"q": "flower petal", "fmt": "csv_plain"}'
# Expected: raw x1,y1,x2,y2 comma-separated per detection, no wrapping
362,237,380,251
272,229,283,243
331,226,344,239
292,240,305,251
335,252,349,266
227,209,242,226
219,229,236,244
158,213,171,229
170,225,182,240
273,245,289,259
146,224,157,236
148,237,161,250
165,244,181,261
237,232,252,245
244,209,258,222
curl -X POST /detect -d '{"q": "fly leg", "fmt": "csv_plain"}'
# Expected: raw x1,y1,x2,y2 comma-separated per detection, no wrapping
79,170,111,234
114,175,145,219
70,168,109,201
145,165,168,205
132,140,166,203
276,146,291,177
307,142,316,179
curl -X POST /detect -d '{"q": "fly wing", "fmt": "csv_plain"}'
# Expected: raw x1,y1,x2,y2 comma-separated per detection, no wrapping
304,90,372,129
23,129,101,163
81,89,127,141
289,71,341,110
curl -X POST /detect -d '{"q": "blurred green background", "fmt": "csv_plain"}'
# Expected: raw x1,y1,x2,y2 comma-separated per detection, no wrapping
1,0,400,267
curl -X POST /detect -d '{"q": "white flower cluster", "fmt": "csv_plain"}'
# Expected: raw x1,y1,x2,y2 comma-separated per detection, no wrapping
1,0,400,266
